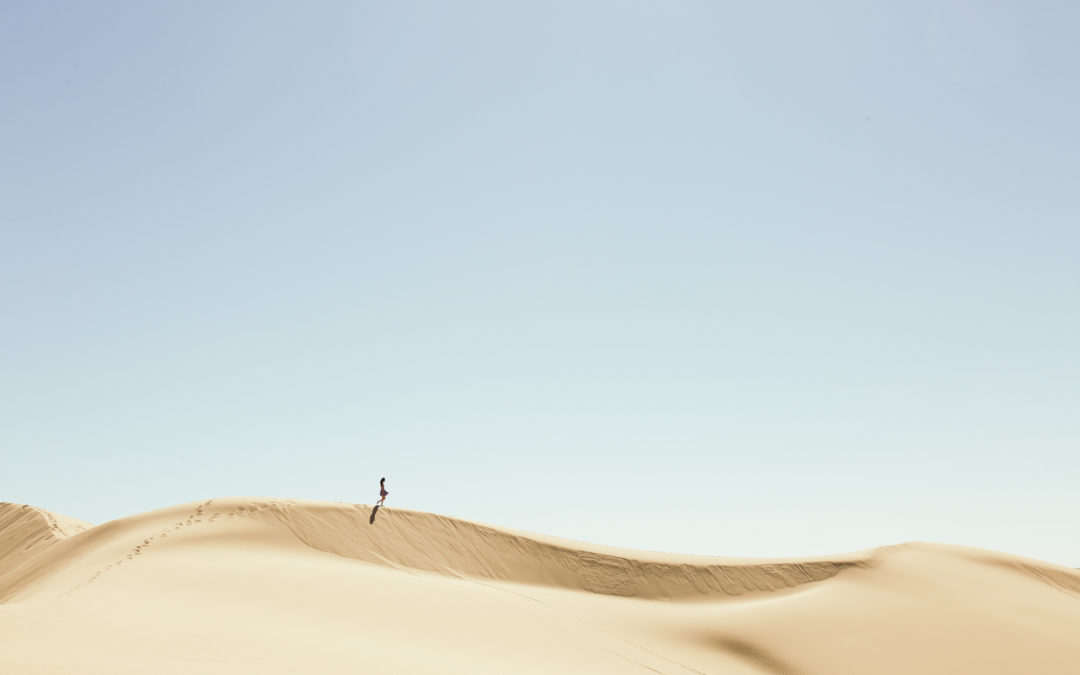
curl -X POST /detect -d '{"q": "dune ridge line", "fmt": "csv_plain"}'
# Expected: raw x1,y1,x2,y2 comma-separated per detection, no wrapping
2,497,872,603
4,498,1079,606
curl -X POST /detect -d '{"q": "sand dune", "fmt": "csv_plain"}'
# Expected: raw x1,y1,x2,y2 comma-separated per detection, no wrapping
1,498,1078,674
0,502,90,603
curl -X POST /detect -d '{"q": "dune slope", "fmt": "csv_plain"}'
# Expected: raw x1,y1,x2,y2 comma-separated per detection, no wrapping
1,498,1078,674
0,502,90,602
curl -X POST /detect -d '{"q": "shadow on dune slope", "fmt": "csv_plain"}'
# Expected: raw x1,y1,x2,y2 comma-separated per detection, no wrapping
2,497,867,602
6,498,1077,606
266,499,866,599
0,502,91,602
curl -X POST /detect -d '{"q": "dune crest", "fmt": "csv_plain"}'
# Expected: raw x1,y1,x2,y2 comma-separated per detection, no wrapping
0,502,90,602
2,498,1079,674
2,498,866,603
268,499,868,599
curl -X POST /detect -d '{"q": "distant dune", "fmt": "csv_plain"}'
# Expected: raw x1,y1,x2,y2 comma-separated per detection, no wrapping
2,499,1078,674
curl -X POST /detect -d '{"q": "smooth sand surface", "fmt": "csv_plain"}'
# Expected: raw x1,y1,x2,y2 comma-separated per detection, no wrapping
2,498,1078,674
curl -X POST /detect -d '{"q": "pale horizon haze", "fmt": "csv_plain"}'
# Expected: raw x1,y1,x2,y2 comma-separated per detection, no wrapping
3,1,1078,567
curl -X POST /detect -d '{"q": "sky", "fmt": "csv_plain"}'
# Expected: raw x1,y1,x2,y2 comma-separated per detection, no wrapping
2,1,1078,566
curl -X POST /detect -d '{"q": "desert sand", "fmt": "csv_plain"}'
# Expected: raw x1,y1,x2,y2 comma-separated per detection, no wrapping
2,498,1078,674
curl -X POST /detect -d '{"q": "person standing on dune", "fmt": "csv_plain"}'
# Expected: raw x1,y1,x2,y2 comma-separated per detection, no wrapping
377,477,388,507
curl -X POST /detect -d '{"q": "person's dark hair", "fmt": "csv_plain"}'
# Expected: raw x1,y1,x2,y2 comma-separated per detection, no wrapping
380,477,385,483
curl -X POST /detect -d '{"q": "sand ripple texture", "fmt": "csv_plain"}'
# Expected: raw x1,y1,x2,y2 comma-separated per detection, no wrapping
2,499,1079,674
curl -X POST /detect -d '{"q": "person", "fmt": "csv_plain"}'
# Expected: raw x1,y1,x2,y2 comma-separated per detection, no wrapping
377,477,389,506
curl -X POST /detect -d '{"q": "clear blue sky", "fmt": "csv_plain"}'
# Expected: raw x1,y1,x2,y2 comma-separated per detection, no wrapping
3,1,1078,566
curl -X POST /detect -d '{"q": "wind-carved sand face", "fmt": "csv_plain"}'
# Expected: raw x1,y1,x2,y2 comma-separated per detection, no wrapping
2,498,1079,674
